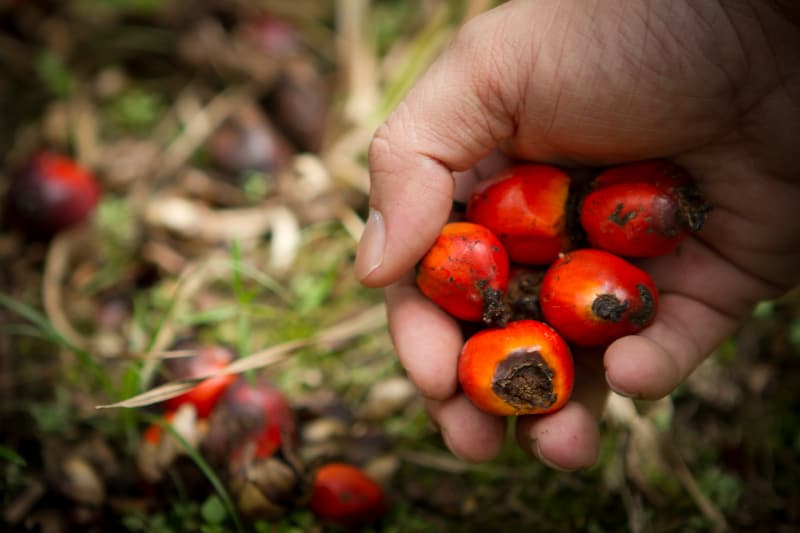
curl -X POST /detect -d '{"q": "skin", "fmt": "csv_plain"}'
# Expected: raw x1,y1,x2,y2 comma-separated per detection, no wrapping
355,0,800,470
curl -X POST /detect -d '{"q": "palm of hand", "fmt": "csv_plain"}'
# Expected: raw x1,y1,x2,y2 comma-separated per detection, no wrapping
362,0,800,468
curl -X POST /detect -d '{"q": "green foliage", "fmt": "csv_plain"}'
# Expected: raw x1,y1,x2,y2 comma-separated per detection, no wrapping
100,0,160,10
230,241,256,357
200,495,227,528
378,501,443,533
105,87,166,134
752,300,775,320
34,51,76,97
28,388,74,434
0,293,81,356
122,499,232,533
1,450,28,501
290,261,340,315
0,446,26,467
371,1,417,56
698,467,743,514
714,337,738,365
141,413,244,533
241,171,274,201
76,0,161,15
790,317,800,349
253,511,316,533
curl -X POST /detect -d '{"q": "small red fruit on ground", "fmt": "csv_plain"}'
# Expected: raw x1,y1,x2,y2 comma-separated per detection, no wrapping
7,151,101,236
164,345,237,418
142,411,176,446
416,222,509,323
221,378,297,461
540,249,658,347
579,159,711,257
309,463,385,527
466,164,572,265
458,320,573,416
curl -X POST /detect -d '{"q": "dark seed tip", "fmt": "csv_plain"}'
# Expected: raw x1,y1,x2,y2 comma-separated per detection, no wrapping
592,294,629,322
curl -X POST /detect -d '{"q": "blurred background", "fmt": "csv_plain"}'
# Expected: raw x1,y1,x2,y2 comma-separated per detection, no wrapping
1,1,799,531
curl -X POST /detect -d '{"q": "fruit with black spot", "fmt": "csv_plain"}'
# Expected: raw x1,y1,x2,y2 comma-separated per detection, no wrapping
458,320,573,416
579,160,711,257
416,222,509,323
540,249,658,347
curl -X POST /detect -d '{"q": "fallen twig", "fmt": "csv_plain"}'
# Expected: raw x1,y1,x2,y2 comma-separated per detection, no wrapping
98,303,386,410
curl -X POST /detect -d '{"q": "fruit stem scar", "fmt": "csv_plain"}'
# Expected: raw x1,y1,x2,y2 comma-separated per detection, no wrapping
491,349,556,410
676,184,713,232
592,294,629,322
609,203,637,226
629,284,655,326
481,287,508,326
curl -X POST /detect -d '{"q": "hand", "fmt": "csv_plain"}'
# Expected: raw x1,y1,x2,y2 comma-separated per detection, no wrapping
356,0,800,470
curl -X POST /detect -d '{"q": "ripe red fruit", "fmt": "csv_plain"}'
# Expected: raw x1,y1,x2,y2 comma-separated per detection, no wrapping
164,345,237,418
579,160,711,257
142,410,176,446
458,320,573,416
309,463,385,527
221,379,297,461
7,151,101,236
540,249,658,347
466,164,572,265
416,222,509,323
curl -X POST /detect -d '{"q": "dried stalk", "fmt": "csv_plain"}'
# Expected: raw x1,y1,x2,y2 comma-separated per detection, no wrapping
99,303,386,410
42,229,92,352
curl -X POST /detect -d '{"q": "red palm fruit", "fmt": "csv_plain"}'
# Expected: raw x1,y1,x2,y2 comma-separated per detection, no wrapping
466,164,572,265
579,159,711,257
142,411,176,446
309,463,385,527
416,222,509,323
540,249,658,347
164,345,237,418
458,320,573,416
222,379,297,461
7,151,101,236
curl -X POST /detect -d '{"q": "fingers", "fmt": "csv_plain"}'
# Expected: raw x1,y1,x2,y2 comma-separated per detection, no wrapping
355,9,519,286
604,293,736,399
517,349,608,471
384,274,463,401
385,271,507,463
426,395,507,463
452,150,513,203
385,269,609,469
605,236,777,400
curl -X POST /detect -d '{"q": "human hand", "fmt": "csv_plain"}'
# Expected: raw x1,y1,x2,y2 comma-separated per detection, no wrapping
356,0,800,470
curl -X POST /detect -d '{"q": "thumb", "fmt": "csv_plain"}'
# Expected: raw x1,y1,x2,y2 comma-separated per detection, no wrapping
355,6,519,287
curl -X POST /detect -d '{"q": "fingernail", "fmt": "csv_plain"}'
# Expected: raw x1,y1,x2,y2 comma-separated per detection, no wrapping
533,441,572,472
355,208,385,281
605,371,638,398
